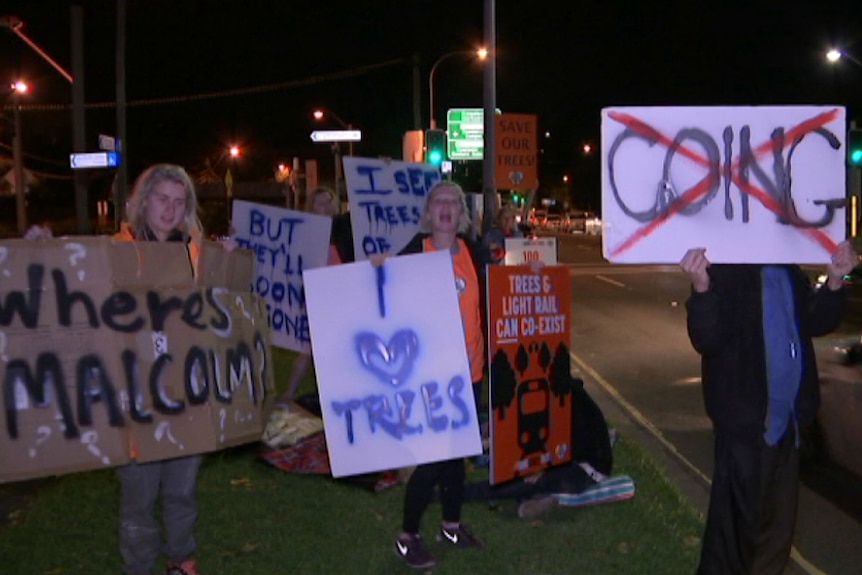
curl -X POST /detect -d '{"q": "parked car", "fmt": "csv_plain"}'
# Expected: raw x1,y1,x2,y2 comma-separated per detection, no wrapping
584,215,602,235
565,210,602,235
566,210,591,233
808,335,862,479
529,209,548,228
543,213,563,230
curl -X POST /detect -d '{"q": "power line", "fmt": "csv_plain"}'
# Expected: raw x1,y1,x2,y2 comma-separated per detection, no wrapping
1,56,409,113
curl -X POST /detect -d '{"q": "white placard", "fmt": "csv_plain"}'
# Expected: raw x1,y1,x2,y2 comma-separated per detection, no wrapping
503,237,558,265
601,105,846,264
304,250,482,478
343,156,442,261
231,200,332,352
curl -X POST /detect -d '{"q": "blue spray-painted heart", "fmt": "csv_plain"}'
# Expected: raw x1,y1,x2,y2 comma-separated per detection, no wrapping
355,329,420,387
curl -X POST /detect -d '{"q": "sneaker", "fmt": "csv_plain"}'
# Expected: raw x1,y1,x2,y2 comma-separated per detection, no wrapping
166,558,198,575
395,534,436,569
517,495,557,519
436,523,483,549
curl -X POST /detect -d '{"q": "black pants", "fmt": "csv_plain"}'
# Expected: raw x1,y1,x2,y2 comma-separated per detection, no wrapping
400,379,482,534
463,461,594,502
402,458,465,533
697,431,799,575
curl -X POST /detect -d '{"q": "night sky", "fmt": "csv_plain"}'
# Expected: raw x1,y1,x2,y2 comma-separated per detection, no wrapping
2,0,862,208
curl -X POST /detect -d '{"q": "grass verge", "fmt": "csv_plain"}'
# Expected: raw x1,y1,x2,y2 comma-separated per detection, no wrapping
0,350,704,575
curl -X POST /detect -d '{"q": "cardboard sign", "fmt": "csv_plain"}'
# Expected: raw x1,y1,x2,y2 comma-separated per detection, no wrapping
231,199,332,352
504,237,558,265
495,113,539,190
486,265,572,485
343,156,442,261
601,105,846,263
0,238,274,483
304,250,482,478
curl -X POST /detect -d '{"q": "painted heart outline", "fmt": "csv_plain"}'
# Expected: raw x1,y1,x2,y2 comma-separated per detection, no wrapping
355,329,420,387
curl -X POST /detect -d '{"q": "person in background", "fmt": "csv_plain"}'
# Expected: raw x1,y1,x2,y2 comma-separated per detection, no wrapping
462,376,614,519
680,241,856,575
483,204,523,264
272,186,342,407
392,181,490,569
114,164,222,575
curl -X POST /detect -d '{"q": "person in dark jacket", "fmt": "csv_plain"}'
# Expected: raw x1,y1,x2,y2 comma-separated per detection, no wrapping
462,376,613,518
680,242,856,575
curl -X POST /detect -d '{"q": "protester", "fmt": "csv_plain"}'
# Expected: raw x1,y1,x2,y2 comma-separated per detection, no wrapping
113,163,222,575
680,242,856,575
462,376,614,519
483,204,523,264
272,186,342,407
392,181,491,569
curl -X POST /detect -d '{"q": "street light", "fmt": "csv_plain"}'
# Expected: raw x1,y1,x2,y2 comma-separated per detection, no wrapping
10,80,28,235
313,108,354,156
313,109,353,199
826,48,862,67
2,14,76,233
429,47,488,129
1,16,74,83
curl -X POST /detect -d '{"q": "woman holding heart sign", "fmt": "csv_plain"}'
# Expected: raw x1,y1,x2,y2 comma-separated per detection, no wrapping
392,181,491,570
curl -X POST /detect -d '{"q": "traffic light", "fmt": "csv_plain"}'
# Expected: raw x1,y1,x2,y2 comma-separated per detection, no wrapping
425,129,446,166
849,129,862,166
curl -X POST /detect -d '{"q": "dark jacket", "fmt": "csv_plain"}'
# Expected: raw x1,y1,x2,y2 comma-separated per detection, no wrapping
685,264,847,441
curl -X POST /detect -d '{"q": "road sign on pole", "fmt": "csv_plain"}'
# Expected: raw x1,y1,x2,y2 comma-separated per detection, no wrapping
310,130,362,143
447,108,501,161
98,134,116,151
69,151,120,169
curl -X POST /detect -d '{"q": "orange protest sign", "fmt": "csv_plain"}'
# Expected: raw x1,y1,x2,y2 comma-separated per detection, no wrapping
495,113,539,190
486,265,572,485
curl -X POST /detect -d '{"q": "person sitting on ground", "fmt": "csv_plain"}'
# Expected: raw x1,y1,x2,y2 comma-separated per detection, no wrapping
462,376,615,519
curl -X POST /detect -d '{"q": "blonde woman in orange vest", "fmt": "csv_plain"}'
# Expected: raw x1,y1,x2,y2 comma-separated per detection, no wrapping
394,181,491,569
114,164,207,575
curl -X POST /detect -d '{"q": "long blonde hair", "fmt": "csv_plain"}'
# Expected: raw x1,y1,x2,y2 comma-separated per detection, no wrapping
126,164,203,241
420,181,472,234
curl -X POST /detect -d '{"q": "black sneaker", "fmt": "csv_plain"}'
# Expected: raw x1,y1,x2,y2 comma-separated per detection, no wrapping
395,534,436,569
436,523,483,549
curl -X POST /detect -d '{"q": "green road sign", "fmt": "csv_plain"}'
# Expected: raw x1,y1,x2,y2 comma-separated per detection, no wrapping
446,108,486,160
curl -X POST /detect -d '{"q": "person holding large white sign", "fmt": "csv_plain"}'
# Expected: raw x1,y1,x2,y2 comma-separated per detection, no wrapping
602,106,846,264
343,156,442,261
680,241,856,574
231,198,332,354
394,181,491,569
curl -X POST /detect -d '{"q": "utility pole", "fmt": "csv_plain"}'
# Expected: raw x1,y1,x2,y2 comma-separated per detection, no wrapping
71,5,88,234
482,0,497,234
412,52,421,130
115,0,127,229
11,89,25,234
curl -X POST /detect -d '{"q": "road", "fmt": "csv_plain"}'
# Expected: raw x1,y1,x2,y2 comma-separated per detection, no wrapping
554,232,862,575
